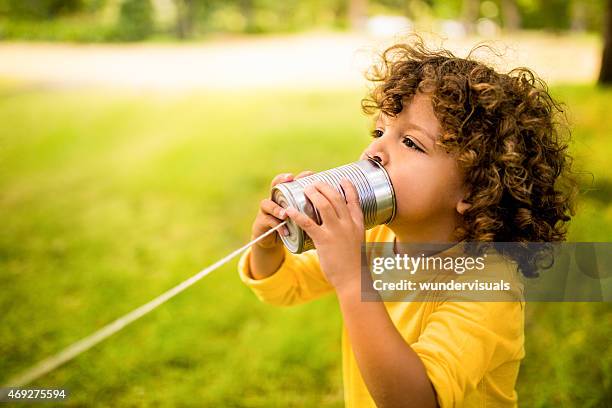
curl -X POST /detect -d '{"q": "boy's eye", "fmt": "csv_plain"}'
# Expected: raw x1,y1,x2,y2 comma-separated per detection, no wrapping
403,137,425,153
371,129,384,138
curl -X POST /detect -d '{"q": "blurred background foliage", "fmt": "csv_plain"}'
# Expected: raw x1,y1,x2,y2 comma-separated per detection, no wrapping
0,0,607,41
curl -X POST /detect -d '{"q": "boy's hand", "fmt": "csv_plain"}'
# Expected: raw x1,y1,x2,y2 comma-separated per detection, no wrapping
251,171,314,250
285,179,365,294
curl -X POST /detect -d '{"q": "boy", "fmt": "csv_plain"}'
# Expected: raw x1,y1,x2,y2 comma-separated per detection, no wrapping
238,39,575,407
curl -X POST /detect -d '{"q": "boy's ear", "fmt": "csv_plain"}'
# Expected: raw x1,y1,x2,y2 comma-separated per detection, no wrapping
456,200,472,215
456,184,472,215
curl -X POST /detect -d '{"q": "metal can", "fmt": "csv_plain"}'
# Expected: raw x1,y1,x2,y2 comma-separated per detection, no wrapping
271,156,396,253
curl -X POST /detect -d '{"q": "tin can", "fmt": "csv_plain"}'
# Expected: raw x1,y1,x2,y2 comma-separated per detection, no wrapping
271,156,396,253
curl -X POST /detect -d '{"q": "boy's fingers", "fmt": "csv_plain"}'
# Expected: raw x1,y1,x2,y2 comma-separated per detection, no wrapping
270,171,313,189
295,170,315,179
341,179,364,226
270,173,293,188
255,214,288,239
304,184,340,224
260,198,287,220
285,207,320,239
313,182,349,219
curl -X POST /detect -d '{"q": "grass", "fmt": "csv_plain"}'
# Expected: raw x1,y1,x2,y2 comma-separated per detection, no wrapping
0,16,118,43
0,83,610,406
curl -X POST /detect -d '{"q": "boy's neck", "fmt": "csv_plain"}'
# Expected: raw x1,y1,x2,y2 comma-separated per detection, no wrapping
388,217,461,257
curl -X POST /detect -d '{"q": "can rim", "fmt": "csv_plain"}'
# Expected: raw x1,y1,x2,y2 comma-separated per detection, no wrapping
271,184,304,253
366,156,397,224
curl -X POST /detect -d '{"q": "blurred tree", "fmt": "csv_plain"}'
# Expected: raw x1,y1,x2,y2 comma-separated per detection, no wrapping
517,0,570,31
429,0,462,20
500,0,521,31
172,0,219,38
2,0,610,41
331,0,349,28
0,0,86,19
462,0,479,34
570,0,586,31
372,0,408,17
600,0,612,84
239,0,256,33
114,0,154,40
174,0,196,38
349,0,367,30
579,0,606,32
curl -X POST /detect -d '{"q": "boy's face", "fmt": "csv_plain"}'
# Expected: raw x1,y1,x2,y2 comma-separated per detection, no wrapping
360,92,470,241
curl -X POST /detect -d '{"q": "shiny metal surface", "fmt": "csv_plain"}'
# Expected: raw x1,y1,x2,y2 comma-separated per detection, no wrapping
271,157,396,253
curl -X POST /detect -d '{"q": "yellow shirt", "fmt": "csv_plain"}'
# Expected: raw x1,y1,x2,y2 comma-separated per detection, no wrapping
238,225,525,407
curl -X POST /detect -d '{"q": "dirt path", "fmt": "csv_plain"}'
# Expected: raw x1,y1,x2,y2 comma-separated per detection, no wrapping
0,32,601,91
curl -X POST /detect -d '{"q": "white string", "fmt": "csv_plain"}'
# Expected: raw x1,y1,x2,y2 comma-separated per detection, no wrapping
2,221,288,389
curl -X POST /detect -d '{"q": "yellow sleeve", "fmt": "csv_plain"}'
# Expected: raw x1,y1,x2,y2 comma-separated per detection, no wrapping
411,300,524,408
237,244,334,306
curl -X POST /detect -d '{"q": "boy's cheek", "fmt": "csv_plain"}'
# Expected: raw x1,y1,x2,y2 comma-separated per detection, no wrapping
395,184,450,219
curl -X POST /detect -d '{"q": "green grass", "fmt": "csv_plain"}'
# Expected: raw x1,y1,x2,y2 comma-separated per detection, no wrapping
0,83,610,406
0,16,118,43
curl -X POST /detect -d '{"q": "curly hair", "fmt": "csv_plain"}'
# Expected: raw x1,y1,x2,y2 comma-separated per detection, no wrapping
361,38,577,278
